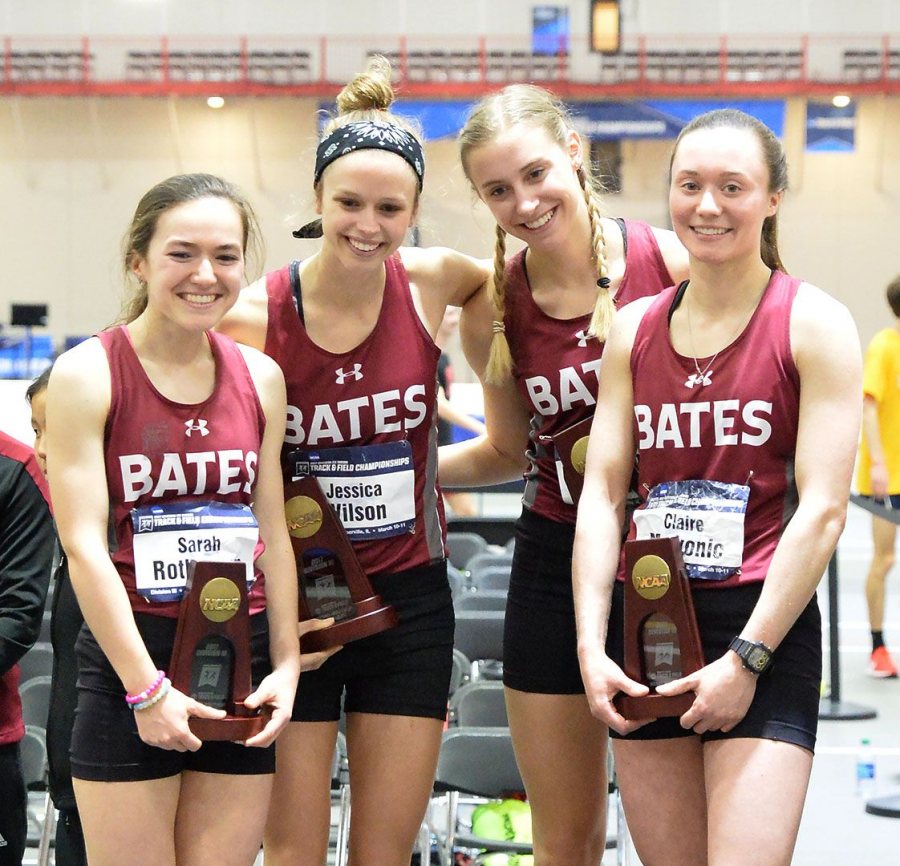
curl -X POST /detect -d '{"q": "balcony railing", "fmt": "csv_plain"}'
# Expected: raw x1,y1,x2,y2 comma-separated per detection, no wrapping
1,33,897,97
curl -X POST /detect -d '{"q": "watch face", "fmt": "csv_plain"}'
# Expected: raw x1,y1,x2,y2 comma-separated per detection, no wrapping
747,647,770,671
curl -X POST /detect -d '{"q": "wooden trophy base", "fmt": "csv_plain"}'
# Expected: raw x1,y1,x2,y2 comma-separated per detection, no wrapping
169,561,270,743
285,474,399,653
618,537,705,723
614,690,695,721
301,596,399,652
188,704,271,741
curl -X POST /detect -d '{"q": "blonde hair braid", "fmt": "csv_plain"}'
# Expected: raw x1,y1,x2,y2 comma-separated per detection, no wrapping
577,166,615,343
485,223,514,384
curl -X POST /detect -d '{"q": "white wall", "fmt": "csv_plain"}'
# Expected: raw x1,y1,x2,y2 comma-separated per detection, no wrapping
1,1,898,368
2,0,898,37
2,93,899,356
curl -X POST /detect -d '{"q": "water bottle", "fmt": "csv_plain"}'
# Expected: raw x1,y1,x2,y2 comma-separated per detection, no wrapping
856,737,877,798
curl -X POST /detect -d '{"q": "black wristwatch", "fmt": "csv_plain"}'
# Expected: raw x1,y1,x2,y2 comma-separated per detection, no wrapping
728,637,774,675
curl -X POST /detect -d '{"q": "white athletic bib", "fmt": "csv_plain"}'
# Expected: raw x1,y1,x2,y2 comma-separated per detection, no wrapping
289,440,415,540
632,479,750,580
131,501,259,602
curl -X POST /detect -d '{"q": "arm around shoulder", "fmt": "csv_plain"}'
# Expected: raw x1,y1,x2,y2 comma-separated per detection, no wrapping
439,280,531,487
400,246,491,309
650,226,690,285
217,277,270,352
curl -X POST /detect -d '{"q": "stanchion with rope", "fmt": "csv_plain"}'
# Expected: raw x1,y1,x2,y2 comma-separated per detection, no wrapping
843,494,900,819
818,546,877,721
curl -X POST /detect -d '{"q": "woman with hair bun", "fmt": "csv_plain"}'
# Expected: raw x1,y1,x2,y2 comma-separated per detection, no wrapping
438,84,688,865
219,56,489,866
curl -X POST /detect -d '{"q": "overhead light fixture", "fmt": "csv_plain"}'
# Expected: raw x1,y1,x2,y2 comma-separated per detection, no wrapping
590,1,621,54
832,94,851,108
207,96,225,109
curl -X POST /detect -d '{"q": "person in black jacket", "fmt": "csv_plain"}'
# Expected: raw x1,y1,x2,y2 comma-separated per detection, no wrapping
0,425,54,866
27,367,88,865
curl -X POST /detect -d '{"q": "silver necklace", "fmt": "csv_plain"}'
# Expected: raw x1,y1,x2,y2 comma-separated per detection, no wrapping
683,288,763,389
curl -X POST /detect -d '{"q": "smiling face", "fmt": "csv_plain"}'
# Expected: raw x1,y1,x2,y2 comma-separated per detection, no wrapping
464,123,585,251
669,125,782,269
316,148,418,270
131,195,245,332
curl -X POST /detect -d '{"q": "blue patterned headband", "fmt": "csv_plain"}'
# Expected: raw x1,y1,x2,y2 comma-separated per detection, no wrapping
314,119,425,190
294,119,425,239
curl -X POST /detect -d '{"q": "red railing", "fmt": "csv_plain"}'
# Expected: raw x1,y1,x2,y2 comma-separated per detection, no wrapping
0,32,897,98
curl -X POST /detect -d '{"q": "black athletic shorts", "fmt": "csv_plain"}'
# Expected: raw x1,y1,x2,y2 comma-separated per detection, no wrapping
503,508,585,695
70,612,275,782
607,579,821,752
291,560,454,722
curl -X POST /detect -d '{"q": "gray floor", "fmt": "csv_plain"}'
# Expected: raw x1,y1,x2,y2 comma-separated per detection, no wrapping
602,502,900,865
791,503,900,866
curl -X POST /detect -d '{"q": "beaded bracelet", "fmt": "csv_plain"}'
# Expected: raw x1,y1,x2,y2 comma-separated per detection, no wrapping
125,670,166,706
132,678,172,712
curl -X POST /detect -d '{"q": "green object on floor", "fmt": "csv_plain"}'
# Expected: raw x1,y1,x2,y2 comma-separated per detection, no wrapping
471,799,534,865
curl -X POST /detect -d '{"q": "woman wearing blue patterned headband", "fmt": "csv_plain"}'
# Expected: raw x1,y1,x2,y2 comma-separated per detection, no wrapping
219,55,490,866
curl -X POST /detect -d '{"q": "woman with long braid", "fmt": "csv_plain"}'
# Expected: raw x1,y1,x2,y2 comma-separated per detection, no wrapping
439,85,688,865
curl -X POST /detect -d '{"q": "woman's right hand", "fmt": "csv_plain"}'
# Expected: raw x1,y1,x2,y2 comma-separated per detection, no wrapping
579,645,650,736
132,686,226,752
299,617,343,672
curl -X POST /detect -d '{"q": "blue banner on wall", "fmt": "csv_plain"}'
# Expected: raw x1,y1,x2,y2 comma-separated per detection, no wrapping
571,99,785,140
532,5,569,55
319,99,786,143
318,100,474,141
806,102,855,152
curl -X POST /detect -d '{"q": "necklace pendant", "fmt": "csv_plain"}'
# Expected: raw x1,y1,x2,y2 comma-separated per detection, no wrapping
684,370,713,389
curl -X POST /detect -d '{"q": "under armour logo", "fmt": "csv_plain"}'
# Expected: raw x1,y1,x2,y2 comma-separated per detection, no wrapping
574,329,590,348
335,364,363,384
684,371,713,389
184,418,210,437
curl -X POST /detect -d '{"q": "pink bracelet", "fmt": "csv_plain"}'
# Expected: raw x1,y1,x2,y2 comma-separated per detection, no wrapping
132,678,172,712
125,670,166,706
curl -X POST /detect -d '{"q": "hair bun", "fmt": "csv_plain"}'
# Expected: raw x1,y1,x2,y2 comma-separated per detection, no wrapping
336,54,395,114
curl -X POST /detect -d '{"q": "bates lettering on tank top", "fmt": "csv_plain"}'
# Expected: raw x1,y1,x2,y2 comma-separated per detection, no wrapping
627,270,802,588
504,219,674,524
100,326,267,617
264,254,446,575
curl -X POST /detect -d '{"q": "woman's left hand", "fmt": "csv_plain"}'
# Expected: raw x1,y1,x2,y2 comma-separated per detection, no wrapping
240,665,300,747
655,652,758,734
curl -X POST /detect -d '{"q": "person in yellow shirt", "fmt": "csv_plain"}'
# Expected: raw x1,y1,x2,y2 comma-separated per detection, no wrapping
857,274,900,678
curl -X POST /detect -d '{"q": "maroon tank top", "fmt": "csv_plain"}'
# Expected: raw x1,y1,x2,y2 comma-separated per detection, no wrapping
264,254,445,576
505,219,674,524
626,270,802,588
100,326,267,617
